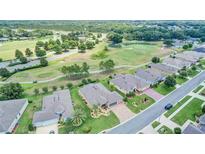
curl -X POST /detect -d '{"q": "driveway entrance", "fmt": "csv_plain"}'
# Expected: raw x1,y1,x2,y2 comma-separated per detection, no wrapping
111,103,135,123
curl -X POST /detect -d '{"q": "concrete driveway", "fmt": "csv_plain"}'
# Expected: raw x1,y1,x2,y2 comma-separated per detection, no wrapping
107,71,205,134
143,88,164,101
111,103,135,123
36,124,58,134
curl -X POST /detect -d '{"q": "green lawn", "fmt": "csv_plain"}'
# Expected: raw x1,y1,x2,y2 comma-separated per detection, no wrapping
158,125,173,134
152,121,160,128
59,87,120,134
164,96,192,118
6,41,172,82
126,94,155,114
0,40,38,60
153,83,176,95
171,98,204,126
15,93,50,134
193,85,204,93
176,76,188,85
187,69,199,77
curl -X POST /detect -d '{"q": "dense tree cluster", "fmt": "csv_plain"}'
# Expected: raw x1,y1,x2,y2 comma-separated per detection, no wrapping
99,59,115,72
164,76,176,87
0,83,24,100
61,62,90,79
0,28,53,39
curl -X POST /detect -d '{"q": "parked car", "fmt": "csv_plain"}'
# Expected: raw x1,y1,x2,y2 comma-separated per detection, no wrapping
165,104,173,110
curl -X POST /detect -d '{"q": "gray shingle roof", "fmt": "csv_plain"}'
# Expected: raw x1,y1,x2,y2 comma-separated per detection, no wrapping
79,83,123,107
194,45,205,53
148,63,178,75
183,51,205,58
199,114,205,125
33,90,74,126
7,59,41,73
0,99,28,133
183,124,204,134
162,57,191,69
175,53,199,63
135,68,165,84
110,74,150,93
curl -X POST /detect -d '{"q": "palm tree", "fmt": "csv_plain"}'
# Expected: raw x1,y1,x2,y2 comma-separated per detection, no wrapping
92,104,99,115
72,108,87,127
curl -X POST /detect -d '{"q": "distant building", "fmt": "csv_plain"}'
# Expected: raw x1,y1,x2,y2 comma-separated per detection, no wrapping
135,68,165,85
110,74,150,94
0,37,9,42
175,53,199,64
0,99,28,134
33,90,74,127
194,45,205,53
79,83,123,108
162,57,192,69
148,63,178,75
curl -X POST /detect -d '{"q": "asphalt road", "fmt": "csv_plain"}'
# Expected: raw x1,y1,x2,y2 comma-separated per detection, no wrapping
107,71,205,134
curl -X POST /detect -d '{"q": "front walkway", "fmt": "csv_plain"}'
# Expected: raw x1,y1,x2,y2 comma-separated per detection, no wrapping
36,123,58,134
143,88,164,101
111,103,135,123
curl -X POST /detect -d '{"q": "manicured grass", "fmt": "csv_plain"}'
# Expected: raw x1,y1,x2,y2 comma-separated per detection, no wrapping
193,85,204,93
153,83,176,95
6,41,171,82
164,96,192,118
59,87,120,134
126,94,155,114
15,93,50,134
100,78,125,97
152,121,160,128
187,69,199,77
107,41,171,66
0,40,38,60
158,125,173,134
171,98,204,126
176,76,188,85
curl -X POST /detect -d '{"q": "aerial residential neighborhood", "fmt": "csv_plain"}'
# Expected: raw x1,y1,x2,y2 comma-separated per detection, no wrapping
1,20,205,134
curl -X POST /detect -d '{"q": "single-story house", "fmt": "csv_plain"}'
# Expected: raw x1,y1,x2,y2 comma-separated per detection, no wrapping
0,99,28,134
7,59,41,73
33,90,74,127
79,83,123,108
194,45,205,53
0,37,9,42
162,57,192,69
148,63,178,75
183,114,205,134
110,74,150,94
184,50,205,59
175,53,199,64
182,123,204,134
135,68,165,85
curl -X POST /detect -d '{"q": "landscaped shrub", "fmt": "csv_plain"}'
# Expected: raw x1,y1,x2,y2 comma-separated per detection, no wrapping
52,86,57,91
123,96,128,102
202,105,205,113
126,92,135,97
194,111,203,118
28,100,33,104
28,124,34,131
81,79,88,85
60,85,65,90
66,83,73,89
34,88,39,95
42,87,48,94
174,127,181,134
82,126,92,133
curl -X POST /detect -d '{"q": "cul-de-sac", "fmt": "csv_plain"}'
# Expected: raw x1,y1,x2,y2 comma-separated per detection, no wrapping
1,21,205,134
